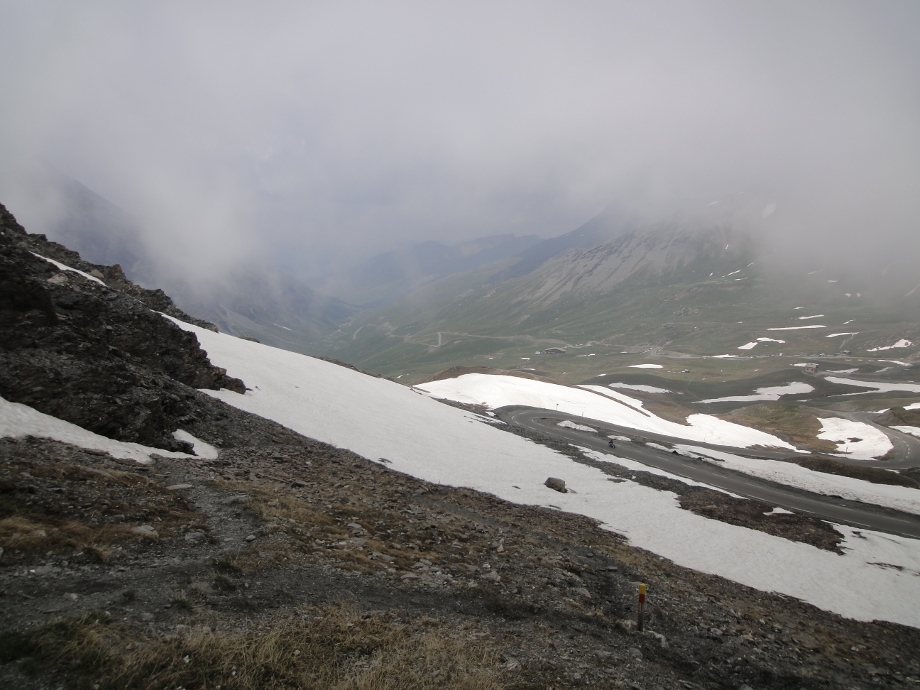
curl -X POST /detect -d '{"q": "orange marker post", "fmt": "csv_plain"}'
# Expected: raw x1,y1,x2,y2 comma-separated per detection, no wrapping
637,583,647,631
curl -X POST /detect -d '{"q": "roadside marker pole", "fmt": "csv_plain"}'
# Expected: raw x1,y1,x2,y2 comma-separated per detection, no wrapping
637,583,646,631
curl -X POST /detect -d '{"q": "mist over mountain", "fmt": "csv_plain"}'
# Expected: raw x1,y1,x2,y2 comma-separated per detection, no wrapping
0,158,152,281
313,233,541,308
0,161,358,350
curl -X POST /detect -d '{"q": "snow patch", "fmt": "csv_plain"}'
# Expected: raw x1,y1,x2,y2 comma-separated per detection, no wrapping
0,395,195,464
767,325,826,331
817,418,893,459
697,382,813,404
824,377,920,395
629,364,664,369
557,420,597,433
417,373,796,449
868,339,913,351
608,383,671,393
172,430,219,459
738,337,785,350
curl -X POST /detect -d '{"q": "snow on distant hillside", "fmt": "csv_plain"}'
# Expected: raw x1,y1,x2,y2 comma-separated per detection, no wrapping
418,373,797,450
558,420,597,433
697,382,813,404
825,377,920,395
607,382,671,393
161,319,920,627
737,337,785,350
868,339,913,351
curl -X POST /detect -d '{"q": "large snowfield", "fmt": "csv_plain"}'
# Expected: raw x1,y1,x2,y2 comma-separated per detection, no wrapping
159,320,920,628
4,313,920,627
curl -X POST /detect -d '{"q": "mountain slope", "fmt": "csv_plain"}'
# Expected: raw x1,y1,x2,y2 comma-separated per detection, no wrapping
3,201,920,689
319,208,919,380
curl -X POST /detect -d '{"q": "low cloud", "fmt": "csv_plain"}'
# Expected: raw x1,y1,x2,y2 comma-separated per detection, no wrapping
0,1,917,280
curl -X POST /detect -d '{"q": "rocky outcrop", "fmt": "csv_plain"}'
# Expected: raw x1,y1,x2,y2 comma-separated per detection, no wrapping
0,202,245,452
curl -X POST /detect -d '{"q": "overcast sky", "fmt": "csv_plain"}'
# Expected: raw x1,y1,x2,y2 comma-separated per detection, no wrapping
1,1,918,275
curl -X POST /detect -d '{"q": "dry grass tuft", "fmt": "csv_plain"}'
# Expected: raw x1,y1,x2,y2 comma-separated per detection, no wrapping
1,606,506,689
0,516,139,556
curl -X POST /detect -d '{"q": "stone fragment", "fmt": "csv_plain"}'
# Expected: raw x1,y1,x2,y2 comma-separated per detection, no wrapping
132,525,159,539
166,483,193,491
545,477,567,493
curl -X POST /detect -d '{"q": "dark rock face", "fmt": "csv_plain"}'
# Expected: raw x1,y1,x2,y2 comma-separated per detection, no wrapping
0,202,245,452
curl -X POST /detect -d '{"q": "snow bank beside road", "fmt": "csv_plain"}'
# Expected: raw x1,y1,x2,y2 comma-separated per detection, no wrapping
419,373,797,450
675,445,920,515
817,418,893,459
165,318,920,628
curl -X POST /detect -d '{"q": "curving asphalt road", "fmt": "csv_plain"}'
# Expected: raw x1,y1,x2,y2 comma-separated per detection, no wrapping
497,407,920,540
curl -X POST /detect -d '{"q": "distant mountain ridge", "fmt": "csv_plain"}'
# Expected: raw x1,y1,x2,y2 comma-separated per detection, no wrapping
312,233,542,307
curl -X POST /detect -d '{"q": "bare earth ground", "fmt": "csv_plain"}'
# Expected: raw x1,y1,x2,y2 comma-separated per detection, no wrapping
3,412,920,689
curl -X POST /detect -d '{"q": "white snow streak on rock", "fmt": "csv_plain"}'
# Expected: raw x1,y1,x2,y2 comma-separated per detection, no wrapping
172,430,219,459
629,364,664,369
30,253,105,285
767,325,826,331
0,395,193,464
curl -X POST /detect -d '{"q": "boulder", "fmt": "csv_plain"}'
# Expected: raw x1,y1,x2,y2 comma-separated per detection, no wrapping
545,477,567,493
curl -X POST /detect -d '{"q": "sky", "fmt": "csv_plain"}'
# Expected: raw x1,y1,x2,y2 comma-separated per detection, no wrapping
0,1,918,278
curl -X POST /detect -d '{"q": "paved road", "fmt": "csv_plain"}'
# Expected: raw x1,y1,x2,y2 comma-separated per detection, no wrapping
497,407,920,540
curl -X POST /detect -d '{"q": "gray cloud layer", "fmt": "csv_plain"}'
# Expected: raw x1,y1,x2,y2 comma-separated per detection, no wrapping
1,1,918,277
